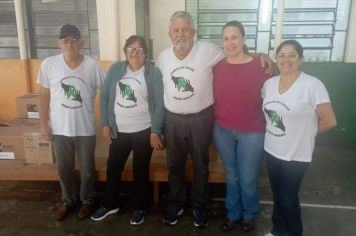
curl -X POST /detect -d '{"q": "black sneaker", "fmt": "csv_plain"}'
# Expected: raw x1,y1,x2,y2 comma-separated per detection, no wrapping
161,207,184,226
130,210,145,225
193,209,209,228
90,207,119,221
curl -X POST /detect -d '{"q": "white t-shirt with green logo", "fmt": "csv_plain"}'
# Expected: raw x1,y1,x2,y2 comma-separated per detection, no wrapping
262,72,330,162
156,41,224,114
114,66,151,133
37,54,105,136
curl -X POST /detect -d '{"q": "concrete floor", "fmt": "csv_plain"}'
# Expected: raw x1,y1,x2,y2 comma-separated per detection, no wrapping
0,137,355,236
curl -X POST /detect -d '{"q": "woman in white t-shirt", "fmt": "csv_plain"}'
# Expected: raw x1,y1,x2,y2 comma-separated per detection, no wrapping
90,35,164,225
262,40,336,236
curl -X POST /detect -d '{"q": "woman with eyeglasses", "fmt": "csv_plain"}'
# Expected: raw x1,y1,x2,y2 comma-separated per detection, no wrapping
262,40,336,236
91,35,164,225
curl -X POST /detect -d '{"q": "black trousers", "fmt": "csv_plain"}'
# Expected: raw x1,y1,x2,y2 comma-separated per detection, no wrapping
165,106,214,210
102,128,153,210
266,152,309,236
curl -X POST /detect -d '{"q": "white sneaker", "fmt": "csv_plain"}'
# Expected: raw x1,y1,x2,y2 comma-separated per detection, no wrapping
264,233,274,236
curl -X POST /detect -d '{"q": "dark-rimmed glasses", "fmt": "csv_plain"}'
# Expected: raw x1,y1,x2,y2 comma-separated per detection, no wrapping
126,47,144,54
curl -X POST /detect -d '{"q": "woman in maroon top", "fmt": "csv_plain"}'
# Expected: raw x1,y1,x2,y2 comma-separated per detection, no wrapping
213,20,270,232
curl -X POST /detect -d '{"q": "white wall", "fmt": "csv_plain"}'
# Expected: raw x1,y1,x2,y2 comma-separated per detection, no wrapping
96,0,136,61
149,0,185,60
96,0,120,61
345,0,356,62
118,0,136,60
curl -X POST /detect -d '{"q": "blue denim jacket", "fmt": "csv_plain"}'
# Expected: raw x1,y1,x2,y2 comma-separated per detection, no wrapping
100,60,164,138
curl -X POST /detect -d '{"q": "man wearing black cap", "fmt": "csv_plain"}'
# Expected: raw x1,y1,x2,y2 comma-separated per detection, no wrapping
37,24,105,221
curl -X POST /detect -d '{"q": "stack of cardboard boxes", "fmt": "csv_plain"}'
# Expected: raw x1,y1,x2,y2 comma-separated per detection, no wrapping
0,93,54,164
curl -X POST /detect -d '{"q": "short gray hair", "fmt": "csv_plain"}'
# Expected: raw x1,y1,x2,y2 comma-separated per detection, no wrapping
169,11,195,29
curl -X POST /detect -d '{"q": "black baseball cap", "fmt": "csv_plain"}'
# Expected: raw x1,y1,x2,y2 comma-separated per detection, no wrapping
59,24,81,39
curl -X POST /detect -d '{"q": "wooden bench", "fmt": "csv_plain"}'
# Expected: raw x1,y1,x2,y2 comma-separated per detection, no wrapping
0,146,225,205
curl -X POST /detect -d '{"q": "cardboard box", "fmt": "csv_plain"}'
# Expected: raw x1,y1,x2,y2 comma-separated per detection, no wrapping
0,123,26,160
16,93,40,119
23,130,54,164
10,119,54,164
0,119,53,163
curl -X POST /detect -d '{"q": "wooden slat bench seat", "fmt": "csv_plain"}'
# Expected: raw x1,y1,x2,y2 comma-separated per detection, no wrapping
0,151,225,204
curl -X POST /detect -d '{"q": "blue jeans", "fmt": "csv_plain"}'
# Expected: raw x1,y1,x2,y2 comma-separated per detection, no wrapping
213,123,264,220
266,152,309,236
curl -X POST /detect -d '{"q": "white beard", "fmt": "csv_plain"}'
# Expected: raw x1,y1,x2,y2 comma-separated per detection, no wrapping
174,39,190,52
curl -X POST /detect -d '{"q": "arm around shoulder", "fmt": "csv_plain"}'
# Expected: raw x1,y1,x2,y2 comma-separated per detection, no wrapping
250,52,273,75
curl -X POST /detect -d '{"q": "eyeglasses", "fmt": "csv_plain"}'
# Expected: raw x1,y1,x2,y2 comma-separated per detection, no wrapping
60,38,79,44
126,47,144,54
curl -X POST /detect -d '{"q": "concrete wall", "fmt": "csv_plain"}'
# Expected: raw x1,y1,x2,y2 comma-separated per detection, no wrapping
0,60,30,120
118,0,136,60
301,63,356,137
149,0,185,60
96,0,136,61
96,0,120,61
96,0,184,61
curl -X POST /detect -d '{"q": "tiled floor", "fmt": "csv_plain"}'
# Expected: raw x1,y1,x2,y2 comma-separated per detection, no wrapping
0,137,355,236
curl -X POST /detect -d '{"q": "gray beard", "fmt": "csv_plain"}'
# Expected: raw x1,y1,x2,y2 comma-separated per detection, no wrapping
174,40,190,52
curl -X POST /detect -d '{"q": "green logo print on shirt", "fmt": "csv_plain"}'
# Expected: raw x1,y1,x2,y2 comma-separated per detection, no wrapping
171,76,194,92
61,83,82,103
264,107,285,132
118,81,137,103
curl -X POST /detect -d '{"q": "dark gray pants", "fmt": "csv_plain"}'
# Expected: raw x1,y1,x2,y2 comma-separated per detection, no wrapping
52,135,96,206
165,106,213,210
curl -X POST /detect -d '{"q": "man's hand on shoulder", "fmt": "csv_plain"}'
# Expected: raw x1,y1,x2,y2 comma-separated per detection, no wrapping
259,53,273,75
